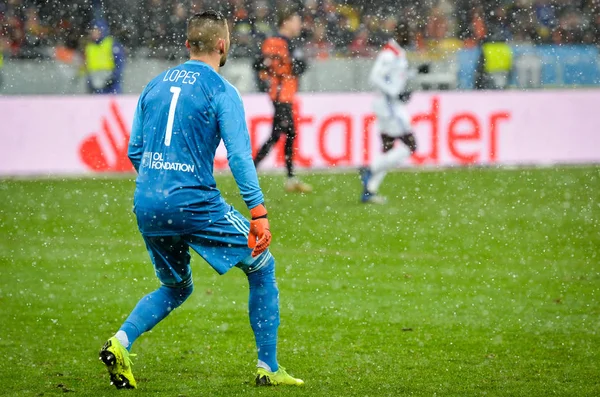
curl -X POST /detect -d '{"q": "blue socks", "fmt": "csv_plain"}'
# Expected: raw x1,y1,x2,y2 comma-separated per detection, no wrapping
117,254,280,373
246,255,280,372
119,282,193,350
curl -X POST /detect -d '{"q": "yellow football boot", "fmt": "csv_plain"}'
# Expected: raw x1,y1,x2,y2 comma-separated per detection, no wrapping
256,366,304,386
99,337,137,389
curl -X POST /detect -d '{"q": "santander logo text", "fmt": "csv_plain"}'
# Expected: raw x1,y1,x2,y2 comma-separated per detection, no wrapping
77,95,512,173
214,95,512,170
410,97,510,165
2,91,597,176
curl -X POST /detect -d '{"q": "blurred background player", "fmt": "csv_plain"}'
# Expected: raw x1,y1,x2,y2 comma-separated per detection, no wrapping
84,17,125,94
98,11,303,389
359,23,418,204
253,8,311,193
474,34,514,90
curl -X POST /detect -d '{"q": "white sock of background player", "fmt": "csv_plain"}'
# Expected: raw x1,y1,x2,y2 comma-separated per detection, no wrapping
367,144,411,194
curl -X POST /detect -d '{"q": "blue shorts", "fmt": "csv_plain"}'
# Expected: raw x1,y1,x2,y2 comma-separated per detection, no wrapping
142,205,272,286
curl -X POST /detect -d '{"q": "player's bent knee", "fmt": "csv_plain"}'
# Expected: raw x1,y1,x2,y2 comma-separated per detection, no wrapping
251,254,275,278
285,129,297,139
401,133,417,153
409,139,417,153
247,255,277,293
237,250,274,275
160,280,194,308
381,133,395,152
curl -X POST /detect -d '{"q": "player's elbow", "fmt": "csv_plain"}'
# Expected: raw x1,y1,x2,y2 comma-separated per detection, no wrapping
226,152,246,171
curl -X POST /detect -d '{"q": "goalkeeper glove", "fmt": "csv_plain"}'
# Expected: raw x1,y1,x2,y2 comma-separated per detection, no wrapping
248,204,271,257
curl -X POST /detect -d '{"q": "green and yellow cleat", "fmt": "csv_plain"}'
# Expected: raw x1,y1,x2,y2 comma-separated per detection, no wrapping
256,366,304,386
99,337,137,389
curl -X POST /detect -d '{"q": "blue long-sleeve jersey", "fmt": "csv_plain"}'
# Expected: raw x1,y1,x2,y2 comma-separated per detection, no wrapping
128,60,264,236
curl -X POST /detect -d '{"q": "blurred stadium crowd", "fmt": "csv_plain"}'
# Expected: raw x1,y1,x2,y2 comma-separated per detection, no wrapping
2,0,600,61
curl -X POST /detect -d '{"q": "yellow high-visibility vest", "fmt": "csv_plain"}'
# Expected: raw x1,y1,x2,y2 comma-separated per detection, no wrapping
85,36,115,72
0,52,3,69
482,42,512,73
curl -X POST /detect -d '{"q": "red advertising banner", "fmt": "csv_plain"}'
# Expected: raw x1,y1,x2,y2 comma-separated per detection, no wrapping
1,91,599,175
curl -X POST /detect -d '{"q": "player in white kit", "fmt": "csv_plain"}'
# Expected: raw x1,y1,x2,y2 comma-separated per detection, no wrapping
360,24,417,204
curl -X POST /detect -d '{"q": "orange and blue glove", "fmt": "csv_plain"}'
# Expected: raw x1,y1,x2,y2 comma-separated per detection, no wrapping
248,204,271,257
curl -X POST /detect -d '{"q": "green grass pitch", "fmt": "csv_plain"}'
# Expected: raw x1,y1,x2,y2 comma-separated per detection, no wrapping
0,166,599,396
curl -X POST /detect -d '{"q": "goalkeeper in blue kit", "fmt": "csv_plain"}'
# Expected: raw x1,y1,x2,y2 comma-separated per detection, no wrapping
99,11,303,389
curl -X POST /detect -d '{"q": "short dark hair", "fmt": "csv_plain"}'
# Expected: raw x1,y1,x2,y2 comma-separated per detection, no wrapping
277,7,299,28
187,10,227,55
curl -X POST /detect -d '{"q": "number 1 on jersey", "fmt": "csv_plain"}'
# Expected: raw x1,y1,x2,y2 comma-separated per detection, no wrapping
165,86,181,146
